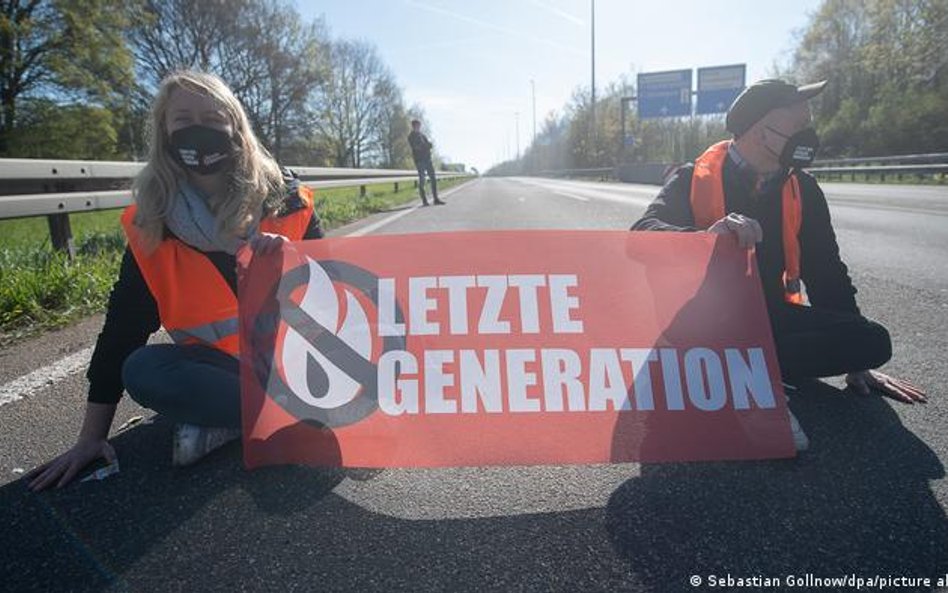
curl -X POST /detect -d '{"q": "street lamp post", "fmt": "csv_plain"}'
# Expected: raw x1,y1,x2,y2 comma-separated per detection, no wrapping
515,111,520,160
590,0,596,159
531,79,537,145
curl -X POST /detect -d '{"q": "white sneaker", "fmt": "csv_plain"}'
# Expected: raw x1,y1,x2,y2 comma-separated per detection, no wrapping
787,408,809,452
172,423,242,467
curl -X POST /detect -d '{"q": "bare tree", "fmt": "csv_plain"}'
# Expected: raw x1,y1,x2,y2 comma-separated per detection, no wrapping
131,0,329,161
132,0,246,89
372,78,414,168
238,3,328,161
311,40,397,168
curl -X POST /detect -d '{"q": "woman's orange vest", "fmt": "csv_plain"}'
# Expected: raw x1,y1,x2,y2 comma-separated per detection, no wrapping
121,186,315,357
690,140,805,305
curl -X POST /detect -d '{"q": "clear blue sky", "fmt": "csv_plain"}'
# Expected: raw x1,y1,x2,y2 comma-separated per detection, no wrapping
295,0,824,172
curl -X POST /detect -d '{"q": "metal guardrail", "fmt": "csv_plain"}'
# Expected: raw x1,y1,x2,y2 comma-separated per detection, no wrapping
0,159,428,182
0,158,471,255
539,167,614,178
537,156,948,185
807,152,948,182
813,152,948,166
807,164,948,181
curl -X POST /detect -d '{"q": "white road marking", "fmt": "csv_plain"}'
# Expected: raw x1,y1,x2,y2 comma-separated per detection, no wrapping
554,190,590,202
345,181,472,237
345,205,420,237
0,346,93,408
514,177,657,206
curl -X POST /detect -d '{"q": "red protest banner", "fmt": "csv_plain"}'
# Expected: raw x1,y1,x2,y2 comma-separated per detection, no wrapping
238,230,795,468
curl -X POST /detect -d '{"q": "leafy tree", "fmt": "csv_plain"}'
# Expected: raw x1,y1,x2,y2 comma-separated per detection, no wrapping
5,98,120,158
0,0,136,155
791,0,948,156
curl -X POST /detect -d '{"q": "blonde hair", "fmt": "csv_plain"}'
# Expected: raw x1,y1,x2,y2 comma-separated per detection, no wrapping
132,70,284,251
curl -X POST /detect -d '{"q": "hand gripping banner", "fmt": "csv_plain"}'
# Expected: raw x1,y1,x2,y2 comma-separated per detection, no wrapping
237,230,795,468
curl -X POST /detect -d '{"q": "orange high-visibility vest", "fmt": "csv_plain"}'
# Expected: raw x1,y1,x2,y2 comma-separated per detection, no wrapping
690,140,804,305
122,186,315,356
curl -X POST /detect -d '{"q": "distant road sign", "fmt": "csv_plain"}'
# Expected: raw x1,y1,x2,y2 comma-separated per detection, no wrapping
638,70,692,118
696,64,746,115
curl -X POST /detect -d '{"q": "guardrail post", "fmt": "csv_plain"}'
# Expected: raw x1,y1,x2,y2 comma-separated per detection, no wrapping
394,182,399,192
47,213,76,259
46,181,77,258
360,185,366,198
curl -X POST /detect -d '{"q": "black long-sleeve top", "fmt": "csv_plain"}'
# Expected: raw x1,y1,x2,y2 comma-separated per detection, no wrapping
408,130,433,163
86,203,323,405
630,155,859,315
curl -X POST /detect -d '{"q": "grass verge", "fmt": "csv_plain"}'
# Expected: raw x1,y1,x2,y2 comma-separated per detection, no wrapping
0,176,471,344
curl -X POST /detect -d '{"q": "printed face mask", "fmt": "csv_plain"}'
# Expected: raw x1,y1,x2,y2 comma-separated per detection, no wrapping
765,125,820,169
168,125,234,175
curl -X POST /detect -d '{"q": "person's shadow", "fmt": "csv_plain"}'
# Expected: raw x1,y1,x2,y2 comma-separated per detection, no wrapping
607,234,948,591
607,381,947,591
1,415,348,592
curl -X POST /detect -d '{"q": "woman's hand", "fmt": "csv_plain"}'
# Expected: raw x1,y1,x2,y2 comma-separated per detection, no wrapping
26,402,118,491
26,439,117,491
248,232,289,256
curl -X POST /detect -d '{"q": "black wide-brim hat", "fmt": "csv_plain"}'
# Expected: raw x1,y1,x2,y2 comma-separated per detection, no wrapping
725,79,827,137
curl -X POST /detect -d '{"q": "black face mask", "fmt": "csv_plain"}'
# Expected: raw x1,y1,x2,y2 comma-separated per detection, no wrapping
168,125,234,175
765,126,820,169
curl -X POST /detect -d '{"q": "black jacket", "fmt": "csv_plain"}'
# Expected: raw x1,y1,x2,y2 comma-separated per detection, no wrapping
408,130,432,163
86,190,323,405
630,155,859,316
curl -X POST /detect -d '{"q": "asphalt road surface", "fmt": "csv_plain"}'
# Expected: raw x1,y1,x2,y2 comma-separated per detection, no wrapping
2,177,947,592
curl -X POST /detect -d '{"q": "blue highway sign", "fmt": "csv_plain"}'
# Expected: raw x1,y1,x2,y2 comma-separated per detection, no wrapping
696,64,746,114
637,69,692,118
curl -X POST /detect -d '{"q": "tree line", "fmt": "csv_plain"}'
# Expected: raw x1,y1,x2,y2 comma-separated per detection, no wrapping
489,0,947,176
0,0,437,169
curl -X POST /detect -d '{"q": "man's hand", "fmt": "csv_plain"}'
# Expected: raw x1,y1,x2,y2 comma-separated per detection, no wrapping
845,369,928,404
707,212,763,249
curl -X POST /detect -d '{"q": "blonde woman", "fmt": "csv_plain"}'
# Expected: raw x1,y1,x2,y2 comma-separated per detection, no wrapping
28,71,323,490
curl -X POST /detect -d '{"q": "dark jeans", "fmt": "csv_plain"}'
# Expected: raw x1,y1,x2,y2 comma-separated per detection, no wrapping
415,158,438,202
122,344,241,429
769,303,892,382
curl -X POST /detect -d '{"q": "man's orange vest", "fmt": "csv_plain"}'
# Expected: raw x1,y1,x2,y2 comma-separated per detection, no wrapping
121,186,315,356
689,140,805,305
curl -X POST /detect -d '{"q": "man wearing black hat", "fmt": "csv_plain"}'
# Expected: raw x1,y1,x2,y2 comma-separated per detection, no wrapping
631,79,926,417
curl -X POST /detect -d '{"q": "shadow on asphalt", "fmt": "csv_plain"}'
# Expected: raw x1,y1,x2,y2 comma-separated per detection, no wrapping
607,380,948,592
2,386,946,592
602,235,948,591
1,415,346,592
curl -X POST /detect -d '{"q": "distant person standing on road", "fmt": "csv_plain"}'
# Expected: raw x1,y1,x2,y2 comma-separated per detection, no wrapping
630,79,926,435
408,119,444,206
27,70,324,491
